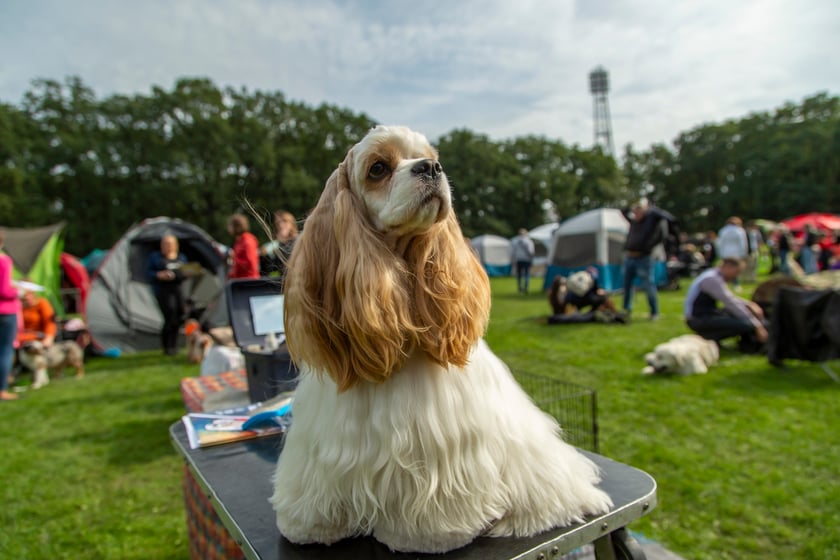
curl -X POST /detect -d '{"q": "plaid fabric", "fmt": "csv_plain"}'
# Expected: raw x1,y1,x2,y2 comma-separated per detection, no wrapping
180,370,248,559
183,464,245,560
180,369,247,413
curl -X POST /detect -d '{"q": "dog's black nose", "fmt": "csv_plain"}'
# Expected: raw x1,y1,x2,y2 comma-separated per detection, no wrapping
411,159,442,179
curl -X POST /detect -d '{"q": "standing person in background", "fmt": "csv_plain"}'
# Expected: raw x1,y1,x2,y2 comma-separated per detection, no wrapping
800,224,819,275
621,199,665,321
511,228,535,294
776,225,793,276
717,217,748,291
743,221,764,283
147,234,187,356
701,230,718,267
0,228,21,400
259,210,298,284
227,213,260,279
818,229,833,271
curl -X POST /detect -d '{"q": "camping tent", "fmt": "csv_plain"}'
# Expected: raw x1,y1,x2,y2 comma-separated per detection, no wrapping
470,234,512,276
543,209,628,292
81,248,108,276
529,223,560,249
543,208,673,292
85,217,227,354
59,252,90,314
526,223,556,275
3,223,66,315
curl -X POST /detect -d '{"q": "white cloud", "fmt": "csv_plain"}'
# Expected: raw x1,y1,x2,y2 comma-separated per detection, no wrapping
1,0,837,151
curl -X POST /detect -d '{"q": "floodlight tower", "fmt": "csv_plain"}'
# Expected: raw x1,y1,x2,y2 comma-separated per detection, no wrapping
589,66,615,157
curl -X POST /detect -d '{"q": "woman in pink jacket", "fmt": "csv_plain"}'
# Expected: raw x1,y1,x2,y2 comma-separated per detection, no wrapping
0,228,22,400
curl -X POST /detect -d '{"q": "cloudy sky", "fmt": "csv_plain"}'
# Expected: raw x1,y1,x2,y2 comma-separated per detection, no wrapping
1,0,837,152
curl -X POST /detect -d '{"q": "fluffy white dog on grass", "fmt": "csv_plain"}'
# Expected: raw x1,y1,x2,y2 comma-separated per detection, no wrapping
642,334,720,375
270,126,612,554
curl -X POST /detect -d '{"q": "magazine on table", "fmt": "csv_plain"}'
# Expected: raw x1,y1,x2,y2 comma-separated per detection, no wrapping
182,391,294,449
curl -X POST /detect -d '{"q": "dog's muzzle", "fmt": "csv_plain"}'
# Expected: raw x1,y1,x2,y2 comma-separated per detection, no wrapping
411,159,443,180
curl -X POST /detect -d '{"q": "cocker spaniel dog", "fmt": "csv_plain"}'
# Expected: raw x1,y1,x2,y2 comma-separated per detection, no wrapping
270,125,612,553
642,334,720,375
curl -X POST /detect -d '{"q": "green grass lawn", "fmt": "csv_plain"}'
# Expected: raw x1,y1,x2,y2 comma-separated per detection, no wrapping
1,276,838,559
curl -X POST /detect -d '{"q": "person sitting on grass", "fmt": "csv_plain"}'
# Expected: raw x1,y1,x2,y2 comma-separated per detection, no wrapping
549,268,626,324
683,257,768,353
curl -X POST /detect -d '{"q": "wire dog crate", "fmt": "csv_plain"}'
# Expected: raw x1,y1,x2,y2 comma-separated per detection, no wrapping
513,372,599,453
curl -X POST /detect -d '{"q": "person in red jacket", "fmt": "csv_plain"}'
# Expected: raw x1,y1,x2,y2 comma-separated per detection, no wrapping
227,213,260,279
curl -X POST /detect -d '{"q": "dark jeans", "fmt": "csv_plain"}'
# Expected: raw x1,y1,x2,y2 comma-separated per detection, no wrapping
156,289,184,354
687,314,754,341
0,313,18,391
687,311,765,352
516,260,532,293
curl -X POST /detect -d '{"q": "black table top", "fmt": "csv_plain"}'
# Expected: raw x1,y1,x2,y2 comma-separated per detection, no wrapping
170,422,656,560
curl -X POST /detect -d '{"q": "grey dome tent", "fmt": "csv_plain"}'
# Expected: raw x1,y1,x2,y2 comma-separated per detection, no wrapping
542,208,629,292
85,217,227,354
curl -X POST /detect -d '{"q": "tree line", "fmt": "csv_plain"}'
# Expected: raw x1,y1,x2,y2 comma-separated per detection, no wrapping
1,76,837,256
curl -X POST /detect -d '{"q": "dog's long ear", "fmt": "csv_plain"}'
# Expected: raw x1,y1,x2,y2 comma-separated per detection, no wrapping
407,210,491,369
284,158,347,387
284,150,415,391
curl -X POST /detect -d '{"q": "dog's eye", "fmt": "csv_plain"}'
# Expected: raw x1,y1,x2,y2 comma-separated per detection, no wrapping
368,161,390,180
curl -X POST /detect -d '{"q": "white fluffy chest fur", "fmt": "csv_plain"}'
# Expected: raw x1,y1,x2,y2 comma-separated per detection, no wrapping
271,340,612,553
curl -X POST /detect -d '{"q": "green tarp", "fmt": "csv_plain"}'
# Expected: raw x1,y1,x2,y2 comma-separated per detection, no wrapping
4,223,66,316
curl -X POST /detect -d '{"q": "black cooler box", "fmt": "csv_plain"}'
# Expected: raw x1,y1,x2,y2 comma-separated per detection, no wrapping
225,278,299,403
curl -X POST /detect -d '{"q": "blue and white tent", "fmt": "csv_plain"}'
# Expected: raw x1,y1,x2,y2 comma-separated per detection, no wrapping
470,234,512,277
543,209,629,292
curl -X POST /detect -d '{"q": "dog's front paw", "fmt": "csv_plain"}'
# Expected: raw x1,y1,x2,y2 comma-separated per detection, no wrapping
31,369,50,389
275,510,356,547
373,525,478,554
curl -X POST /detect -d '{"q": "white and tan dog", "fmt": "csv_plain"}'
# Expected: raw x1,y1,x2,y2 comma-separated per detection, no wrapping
19,339,87,389
270,126,612,553
642,334,719,375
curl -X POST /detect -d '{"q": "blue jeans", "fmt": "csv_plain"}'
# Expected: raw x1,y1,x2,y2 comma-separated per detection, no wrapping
800,246,817,274
779,249,790,275
623,255,659,316
0,313,18,392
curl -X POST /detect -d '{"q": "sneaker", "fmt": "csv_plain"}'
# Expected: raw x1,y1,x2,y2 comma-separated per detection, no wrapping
649,314,661,321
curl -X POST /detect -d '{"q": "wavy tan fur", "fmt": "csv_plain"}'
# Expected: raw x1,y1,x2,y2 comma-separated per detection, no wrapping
283,134,490,392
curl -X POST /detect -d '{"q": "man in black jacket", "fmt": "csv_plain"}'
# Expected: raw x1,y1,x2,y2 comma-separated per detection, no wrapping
622,199,666,320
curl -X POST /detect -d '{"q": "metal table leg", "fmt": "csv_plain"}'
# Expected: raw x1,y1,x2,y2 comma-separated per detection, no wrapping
593,527,646,560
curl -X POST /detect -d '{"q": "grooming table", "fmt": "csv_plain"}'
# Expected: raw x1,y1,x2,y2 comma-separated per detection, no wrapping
170,422,657,560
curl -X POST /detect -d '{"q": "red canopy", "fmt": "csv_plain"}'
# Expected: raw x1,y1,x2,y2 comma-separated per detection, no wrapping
60,252,91,308
781,213,840,234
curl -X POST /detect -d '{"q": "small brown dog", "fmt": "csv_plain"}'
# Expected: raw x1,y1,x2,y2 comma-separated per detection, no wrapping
547,275,572,315
185,319,214,364
19,339,87,389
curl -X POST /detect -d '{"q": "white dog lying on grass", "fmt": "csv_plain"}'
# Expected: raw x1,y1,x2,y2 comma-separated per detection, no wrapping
642,334,719,375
